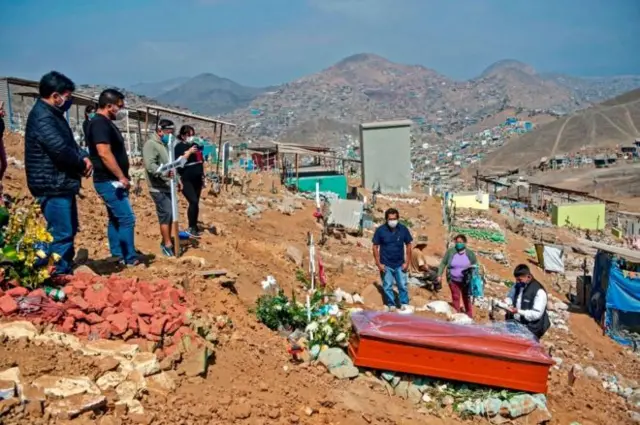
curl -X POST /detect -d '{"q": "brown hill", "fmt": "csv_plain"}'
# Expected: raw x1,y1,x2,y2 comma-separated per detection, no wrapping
222,54,640,144
480,88,640,170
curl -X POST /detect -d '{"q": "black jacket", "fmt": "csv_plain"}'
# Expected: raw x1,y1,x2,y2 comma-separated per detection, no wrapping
25,99,88,197
506,279,551,339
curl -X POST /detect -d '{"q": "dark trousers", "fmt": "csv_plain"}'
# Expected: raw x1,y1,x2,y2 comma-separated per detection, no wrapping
182,177,203,229
38,195,78,275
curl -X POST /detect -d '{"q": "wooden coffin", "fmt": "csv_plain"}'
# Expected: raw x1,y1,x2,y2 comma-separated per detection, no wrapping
348,311,553,394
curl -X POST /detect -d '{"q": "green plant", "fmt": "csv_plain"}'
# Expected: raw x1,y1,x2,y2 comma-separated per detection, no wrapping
295,269,310,289
255,289,309,331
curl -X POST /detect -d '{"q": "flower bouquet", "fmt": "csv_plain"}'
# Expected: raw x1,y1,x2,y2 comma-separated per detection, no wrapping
0,199,60,288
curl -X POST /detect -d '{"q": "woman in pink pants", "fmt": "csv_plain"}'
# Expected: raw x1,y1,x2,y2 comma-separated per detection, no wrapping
436,234,478,318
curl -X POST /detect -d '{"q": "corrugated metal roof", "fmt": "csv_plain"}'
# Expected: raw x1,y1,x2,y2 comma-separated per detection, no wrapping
360,119,412,129
145,104,235,127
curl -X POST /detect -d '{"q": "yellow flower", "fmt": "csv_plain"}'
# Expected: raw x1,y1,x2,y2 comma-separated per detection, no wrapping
36,249,47,259
51,253,61,262
38,268,50,280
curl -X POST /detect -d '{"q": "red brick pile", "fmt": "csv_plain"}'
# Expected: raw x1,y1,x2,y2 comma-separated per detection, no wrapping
0,272,200,354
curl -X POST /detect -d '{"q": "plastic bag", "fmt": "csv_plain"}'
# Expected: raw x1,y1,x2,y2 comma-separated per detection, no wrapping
469,266,485,298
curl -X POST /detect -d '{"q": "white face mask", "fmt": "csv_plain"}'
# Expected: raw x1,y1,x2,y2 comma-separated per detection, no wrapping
387,220,398,228
186,136,195,143
114,108,127,121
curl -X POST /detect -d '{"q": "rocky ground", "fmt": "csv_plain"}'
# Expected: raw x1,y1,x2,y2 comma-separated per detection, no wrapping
0,132,638,424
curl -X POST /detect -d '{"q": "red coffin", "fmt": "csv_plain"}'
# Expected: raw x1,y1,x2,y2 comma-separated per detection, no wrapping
348,311,553,394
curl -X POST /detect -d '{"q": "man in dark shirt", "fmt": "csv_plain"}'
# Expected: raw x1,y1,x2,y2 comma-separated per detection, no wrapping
372,208,413,313
86,89,138,266
24,71,93,275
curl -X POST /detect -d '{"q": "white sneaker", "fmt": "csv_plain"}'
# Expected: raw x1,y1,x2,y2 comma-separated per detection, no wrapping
398,304,414,314
383,306,397,312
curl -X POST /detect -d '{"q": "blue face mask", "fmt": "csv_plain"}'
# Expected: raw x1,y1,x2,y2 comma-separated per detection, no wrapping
455,242,465,251
88,112,96,119
161,134,173,144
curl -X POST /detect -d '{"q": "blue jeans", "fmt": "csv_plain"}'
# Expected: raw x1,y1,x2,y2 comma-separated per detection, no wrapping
94,181,137,264
381,266,409,307
38,195,78,275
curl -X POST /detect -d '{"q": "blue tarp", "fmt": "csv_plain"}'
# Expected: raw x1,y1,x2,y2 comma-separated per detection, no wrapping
591,251,640,345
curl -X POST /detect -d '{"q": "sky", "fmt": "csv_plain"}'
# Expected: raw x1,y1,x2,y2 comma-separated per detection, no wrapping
0,0,639,88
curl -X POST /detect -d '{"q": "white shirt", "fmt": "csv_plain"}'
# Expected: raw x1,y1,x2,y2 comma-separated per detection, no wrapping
505,284,547,322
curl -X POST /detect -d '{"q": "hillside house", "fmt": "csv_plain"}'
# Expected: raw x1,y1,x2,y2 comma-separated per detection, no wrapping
549,155,570,169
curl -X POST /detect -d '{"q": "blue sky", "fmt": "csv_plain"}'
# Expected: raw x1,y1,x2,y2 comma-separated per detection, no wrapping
0,0,638,87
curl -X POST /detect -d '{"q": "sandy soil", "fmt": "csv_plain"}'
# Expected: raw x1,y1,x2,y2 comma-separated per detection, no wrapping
0,132,637,424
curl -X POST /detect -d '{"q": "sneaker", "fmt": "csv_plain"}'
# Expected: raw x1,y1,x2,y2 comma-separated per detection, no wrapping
383,306,396,313
184,227,201,238
160,244,175,257
398,304,414,315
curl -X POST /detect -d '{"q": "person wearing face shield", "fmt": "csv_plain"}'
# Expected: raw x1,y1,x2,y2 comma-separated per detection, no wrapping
174,125,204,237
87,89,139,266
24,71,93,275
502,264,550,339
372,208,414,314
81,105,96,148
436,234,478,318
142,119,196,256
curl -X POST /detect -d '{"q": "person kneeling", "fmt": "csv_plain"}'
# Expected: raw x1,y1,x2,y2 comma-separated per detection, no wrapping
504,264,551,340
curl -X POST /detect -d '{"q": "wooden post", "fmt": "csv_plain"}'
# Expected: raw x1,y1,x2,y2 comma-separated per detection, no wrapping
144,107,150,137
216,124,223,174
295,153,299,190
136,115,143,153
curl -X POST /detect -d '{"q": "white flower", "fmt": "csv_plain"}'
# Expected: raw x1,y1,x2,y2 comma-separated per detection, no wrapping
306,322,319,332
322,325,333,337
336,332,346,342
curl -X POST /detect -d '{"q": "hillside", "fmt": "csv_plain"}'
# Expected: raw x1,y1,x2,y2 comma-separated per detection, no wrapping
220,54,640,144
129,77,190,98
480,88,640,169
154,73,271,116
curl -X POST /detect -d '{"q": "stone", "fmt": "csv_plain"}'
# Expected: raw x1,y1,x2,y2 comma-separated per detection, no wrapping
31,375,101,398
394,381,409,399
0,380,15,400
121,352,160,377
0,321,38,340
552,357,563,367
584,366,599,379
380,371,395,382
568,364,583,386
115,380,144,402
131,301,155,317
304,406,314,416
73,264,97,276
25,399,44,417
146,372,176,396
285,245,303,267
81,340,139,358
5,287,28,297
123,399,145,415
317,348,359,379
0,295,18,315
407,384,423,404
179,348,210,378
96,372,126,391
46,394,107,419
422,393,432,403
179,256,206,267
99,415,123,425
0,398,20,415
34,331,82,350
97,357,121,374
554,302,569,311
0,368,22,398
441,395,455,407
629,411,640,423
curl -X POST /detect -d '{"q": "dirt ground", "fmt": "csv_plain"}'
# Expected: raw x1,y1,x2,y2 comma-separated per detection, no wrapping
0,132,638,424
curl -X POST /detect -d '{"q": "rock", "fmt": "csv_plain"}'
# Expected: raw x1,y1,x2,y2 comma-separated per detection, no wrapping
552,357,563,367
97,357,121,375
317,348,359,380
449,313,473,325
394,381,409,399
584,366,599,379
0,380,16,400
0,368,22,397
31,375,101,398
34,331,82,350
0,295,18,315
441,395,455,407
73,265,97,276
627,390,640,408
121,352,160,377
0,321,38,340
0,398,20,415
285,245,303,267
46,394,107,419
554,302,569,311
99,415,123,425
407,384,423,404
81,340,139,358
146,372,176,396
231,400,252,419
568,364,583,386
115,379,145,402
124,399,146,415
178,256,206,267
425,301,453,316
380,371,395,382
304,406,314,416
179,348,210,378
25,399,44,418
96,372,126,391
422,393,432,403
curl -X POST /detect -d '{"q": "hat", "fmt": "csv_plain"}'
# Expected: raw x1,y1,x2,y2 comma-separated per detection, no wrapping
415,235,428,247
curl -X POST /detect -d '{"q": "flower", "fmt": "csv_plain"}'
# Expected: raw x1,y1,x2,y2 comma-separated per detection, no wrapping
305,322,319,332
336,332,346,342
322,324,333,337
51,253,61,262
36,250,47,259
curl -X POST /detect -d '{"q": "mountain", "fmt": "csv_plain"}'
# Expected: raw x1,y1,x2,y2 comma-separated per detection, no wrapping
129,77,190,98
152,73,272,116
480,88,640,170
222,54,640,144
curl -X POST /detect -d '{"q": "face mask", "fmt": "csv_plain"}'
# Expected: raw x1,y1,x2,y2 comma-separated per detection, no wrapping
161,134,173,145
387,220,398,228
186,136,195,143
55,94,72,112
114,108,127,121
455,243,466,251
88,113,96,119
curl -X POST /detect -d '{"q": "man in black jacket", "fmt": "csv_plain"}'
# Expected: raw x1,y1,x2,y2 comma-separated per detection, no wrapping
25,71,93,275
504,264,551,339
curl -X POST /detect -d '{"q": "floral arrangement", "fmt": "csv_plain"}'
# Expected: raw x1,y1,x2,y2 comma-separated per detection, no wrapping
0,199,59,288
255,288,311,332
305,312,350,348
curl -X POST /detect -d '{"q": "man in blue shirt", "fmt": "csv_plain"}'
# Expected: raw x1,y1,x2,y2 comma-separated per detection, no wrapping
372,208,413,313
